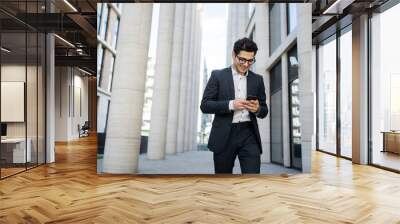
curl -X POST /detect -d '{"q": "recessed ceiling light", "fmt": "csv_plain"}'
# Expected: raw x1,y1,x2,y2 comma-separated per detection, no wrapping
63,0,78,12
1,47,11,53
54,34,75,48
78,67,93,76
322,0,353,15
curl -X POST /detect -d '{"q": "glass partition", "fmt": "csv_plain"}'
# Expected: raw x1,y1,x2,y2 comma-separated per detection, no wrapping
1,30,28,177
0,1,46,179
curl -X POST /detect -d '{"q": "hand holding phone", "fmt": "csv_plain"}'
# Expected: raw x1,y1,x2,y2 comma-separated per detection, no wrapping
246,95,258,101
245,95,259,113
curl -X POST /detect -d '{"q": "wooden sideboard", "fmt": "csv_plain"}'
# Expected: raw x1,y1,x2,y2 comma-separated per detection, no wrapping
382,131,400,154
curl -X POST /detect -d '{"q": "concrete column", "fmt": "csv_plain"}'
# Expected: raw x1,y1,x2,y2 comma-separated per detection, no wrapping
184,4,196,152
186,7,198,151
297,4,313,173
46,32,55,163
176,4,192,153
165,4,185,155
147,4,175,160
254,3,271,163
227,4,248,66
280,3,290,167
352,14,369,165
103,4,153,173
193,6,203,150
226,5,232,66
193,5,201,151
185,4,195,152
237,4,249,38
190,5,201,151
312,45,317,151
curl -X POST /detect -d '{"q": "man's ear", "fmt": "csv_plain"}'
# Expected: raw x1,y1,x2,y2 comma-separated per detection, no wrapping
232,51,235,59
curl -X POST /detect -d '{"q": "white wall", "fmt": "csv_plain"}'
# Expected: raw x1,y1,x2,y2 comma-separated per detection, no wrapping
55,66,89,141
1,63,46,163
1,65,40,138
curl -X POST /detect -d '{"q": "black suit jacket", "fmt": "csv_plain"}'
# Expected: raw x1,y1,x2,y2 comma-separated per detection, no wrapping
200,67,268,154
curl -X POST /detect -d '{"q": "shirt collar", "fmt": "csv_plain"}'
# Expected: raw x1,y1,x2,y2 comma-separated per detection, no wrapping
231,65,248,77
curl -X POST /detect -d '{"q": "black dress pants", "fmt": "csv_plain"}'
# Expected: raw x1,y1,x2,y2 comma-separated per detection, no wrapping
213,122,261,174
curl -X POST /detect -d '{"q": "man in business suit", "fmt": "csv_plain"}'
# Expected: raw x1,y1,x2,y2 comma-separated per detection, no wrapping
200,37,268,174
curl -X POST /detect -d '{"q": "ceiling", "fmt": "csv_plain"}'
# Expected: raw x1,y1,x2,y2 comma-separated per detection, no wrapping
0,0,97,75
309,0,390,43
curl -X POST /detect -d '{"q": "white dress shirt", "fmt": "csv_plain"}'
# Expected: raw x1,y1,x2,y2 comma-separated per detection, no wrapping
228,65,251,123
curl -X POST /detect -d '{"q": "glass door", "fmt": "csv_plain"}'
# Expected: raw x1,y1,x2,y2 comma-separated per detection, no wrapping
270,61,283,164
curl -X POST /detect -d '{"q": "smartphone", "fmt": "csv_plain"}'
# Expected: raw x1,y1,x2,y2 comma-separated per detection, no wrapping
246,95,258,101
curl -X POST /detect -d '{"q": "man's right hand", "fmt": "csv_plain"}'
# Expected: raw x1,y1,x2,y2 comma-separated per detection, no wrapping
233,99,248,110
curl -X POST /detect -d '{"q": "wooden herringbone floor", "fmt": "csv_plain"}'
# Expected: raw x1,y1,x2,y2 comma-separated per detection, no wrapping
1,135,400,223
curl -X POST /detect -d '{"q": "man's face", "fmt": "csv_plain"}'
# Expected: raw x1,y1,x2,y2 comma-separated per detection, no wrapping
232,50,255,74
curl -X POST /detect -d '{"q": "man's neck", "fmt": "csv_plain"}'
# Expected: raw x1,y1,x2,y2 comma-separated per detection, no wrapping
232,64,247,76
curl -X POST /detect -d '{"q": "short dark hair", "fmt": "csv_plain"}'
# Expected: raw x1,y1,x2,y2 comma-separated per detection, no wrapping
233,37,258,56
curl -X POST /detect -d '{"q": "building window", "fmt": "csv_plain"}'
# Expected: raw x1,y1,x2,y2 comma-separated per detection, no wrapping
106,9,118,47
99,50,114,92
287,4,298,34
112,18,120,49
108,55,115,92
97,44,104,84
269,4,282,55
97,97,108,133
97,4,103,32
99,4,109,39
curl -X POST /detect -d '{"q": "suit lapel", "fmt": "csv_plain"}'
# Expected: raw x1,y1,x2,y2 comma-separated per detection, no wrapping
246,71,255,97
226,67,235,100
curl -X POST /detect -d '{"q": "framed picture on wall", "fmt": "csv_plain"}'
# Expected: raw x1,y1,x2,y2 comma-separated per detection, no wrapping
1,81,25,122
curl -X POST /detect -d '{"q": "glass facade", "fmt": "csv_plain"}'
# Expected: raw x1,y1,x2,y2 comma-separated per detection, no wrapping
313,1,400,172
315,22,353,160
98,4,109,40
339,27,352,159
317,35,337,155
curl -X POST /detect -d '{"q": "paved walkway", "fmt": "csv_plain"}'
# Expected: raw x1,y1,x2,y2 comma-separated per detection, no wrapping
98,150,300,174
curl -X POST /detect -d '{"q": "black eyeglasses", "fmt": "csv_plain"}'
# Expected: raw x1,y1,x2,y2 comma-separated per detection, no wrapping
236,56,256,65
